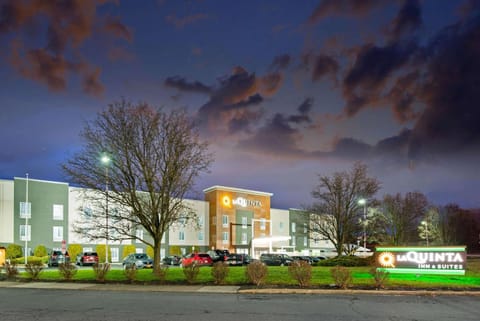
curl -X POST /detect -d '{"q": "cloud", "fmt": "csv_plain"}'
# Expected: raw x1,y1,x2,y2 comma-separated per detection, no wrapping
268,54,291,71
0,0,130,96
308,0,386,25
165,13,209,28
164,76,212,94
311,54,339,82
386,0,422,41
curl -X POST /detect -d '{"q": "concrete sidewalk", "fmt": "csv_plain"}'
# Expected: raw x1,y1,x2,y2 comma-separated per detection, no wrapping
1,281,480,296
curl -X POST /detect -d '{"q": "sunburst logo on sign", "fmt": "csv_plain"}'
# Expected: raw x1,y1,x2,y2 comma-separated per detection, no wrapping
222,195,231,208
378,252,396,268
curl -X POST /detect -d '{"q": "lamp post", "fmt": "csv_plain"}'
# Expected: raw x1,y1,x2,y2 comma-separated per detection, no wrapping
101,155,111,264
421,220,429,246
358,198,367,250
24,173,29,265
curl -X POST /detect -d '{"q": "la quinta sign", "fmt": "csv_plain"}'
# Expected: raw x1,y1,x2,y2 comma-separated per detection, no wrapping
376,246,466,275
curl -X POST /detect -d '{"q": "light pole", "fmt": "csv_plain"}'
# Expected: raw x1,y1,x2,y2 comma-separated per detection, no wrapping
24,173,29,265
421,220,429,246
358,198,367,250
101,155,111,264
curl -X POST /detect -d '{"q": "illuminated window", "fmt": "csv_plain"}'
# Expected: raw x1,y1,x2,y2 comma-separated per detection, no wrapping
20,202,31,219
179,231,185,241
291,222,296,233
222,232,229,244
53,204,63,220
292,237,296,246
19,225,31,241
136,229,143,243
304,236,308,246
242,216,248,229
241,232,247,244
304,223,307,233
222,215,229,227
53,226,63,242
260,218,266,230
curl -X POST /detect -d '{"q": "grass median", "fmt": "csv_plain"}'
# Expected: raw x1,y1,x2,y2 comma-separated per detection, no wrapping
6,258,480,290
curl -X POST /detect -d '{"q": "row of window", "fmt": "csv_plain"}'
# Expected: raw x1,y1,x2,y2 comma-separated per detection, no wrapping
20,202,64,220
19,225,64,242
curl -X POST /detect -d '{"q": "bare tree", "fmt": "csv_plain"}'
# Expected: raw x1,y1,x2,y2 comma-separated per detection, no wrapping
309,162,380,256
378,192,428,245
63,100,213,272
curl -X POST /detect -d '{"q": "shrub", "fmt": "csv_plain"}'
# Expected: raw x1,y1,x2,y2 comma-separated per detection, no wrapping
6,244,23,259
288,260,312,287
123,264,137,283
25,261,44,281
182,262,200,284
246,261,268,287
370,267,390,289
95,245,111,263
146,246,154,258
154,265,169,284
5,261,19,279
211,261,229,285
58,263,78,281
330,266,352,289
34,245,47,257
12,256,43,264
168,245,182,256
68,244,83,260
122,245,136,260
93,263,110,282
317,255,370,267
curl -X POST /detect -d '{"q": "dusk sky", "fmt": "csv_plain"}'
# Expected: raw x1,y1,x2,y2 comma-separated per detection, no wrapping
1,0,479,210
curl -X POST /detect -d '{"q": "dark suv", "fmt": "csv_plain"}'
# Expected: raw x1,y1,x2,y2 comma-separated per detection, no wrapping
47,250,70,267
207,249,230,262
260,253,293,266
226,253,252,266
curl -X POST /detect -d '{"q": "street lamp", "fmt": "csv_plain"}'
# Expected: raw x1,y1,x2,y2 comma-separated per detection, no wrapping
421,220,429,246
101,155,111,264
24,173,29,265
358,198,367,250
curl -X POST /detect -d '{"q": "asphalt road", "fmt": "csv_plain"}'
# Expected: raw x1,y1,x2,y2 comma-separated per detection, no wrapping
1,288,479,321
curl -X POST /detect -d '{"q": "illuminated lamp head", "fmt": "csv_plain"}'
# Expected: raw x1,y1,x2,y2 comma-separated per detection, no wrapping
378,252,395,268
222,196,231,208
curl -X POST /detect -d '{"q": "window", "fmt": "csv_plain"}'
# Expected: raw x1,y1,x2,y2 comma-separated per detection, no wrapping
222,232,229,244
198,231,204,241
303,223,307,234
279,221,284,232
53,204,63,220
303,236,308,247
136,229,143,243
292,236,296,246
83,205,93,217
222,215,229,227
135,248,143,254
110,248,119,262
260,218,266,230
241,232,247,245
291,222,296,233
179,231,185,241
20,202,31,219
53,226,63,242
242,216,248,229
19,225,31,241
198,215,204,228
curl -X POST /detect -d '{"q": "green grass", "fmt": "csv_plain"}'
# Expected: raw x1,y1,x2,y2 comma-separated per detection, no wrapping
6,258,480,289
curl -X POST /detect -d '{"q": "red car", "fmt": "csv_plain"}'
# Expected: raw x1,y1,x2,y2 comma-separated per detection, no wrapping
181,253,213,267
76,252,99,266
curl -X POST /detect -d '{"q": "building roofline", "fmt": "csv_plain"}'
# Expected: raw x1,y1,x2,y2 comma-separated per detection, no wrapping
203,185,273,197
14,177,69,186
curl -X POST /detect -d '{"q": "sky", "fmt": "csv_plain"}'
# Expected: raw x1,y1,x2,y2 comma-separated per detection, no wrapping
1,0,479,210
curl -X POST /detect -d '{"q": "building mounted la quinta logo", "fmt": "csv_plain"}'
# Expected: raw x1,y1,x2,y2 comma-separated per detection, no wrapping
222,195,262,208
375,246,466,275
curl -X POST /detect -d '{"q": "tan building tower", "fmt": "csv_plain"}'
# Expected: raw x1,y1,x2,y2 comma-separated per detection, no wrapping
203,186,273,256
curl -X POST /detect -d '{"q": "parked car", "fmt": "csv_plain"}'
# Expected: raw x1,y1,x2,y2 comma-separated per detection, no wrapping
311,256,327,263
47,250,70,267
291,256,313,264
226,253,252,266
259,253,293,266
122,253,154,269
162,255,182,266
207,249,230,262
181,253,213,267
76,252,99,266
